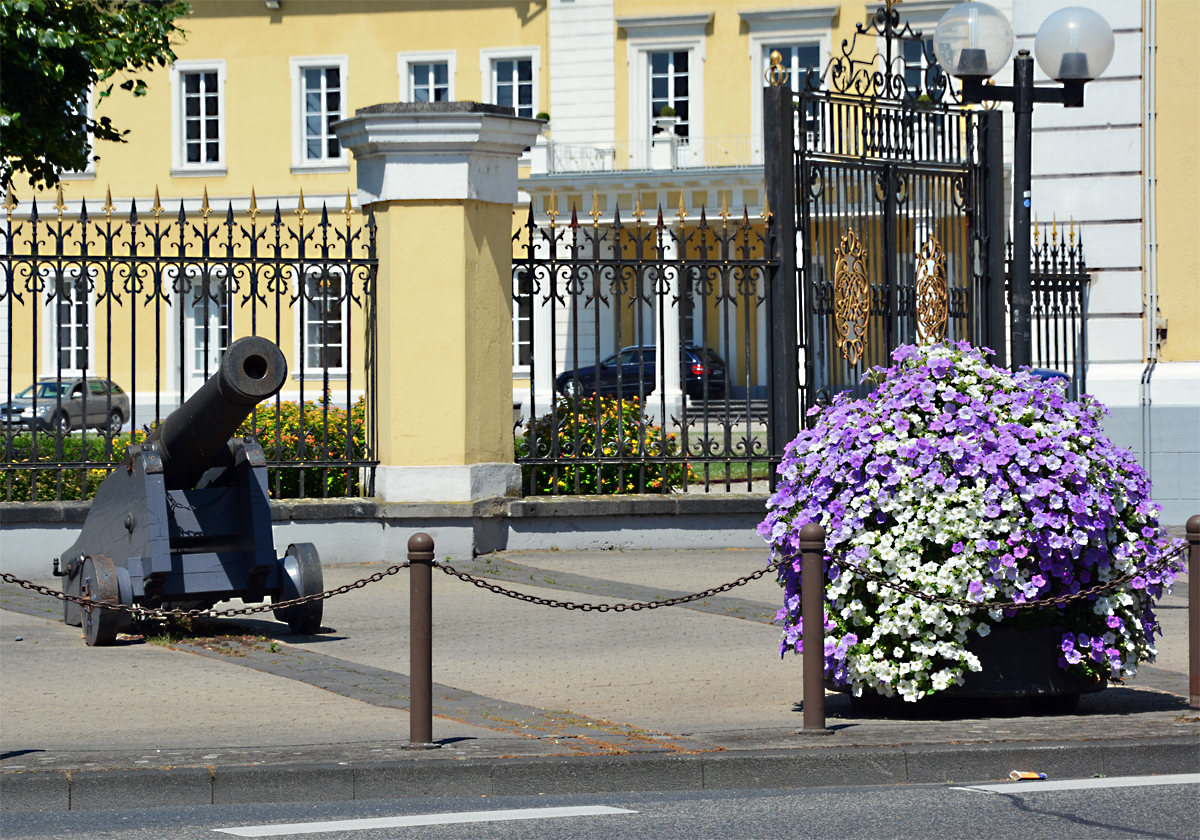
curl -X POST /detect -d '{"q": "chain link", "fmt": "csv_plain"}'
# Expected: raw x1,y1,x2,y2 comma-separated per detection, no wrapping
0,543,1187,622
0,562,411,620
433,560,780,611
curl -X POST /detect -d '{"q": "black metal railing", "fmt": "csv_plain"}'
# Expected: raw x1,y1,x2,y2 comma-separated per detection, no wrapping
1,192,378,502
1006,222,1089,395
512,201,778,495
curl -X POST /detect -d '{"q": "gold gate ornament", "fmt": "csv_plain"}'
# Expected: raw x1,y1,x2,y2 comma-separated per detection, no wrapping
833,229,870,366
914,235,948,344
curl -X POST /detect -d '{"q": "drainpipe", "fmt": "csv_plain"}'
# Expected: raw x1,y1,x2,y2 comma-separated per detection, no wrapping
1140,0,1158,475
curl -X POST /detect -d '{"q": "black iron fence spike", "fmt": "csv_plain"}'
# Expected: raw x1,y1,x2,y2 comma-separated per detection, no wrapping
320,203,330,225
177,201,186,224
79,198,89,224
273,202,282,225
226,203,234,224
129,198,138,225
29,198,40,223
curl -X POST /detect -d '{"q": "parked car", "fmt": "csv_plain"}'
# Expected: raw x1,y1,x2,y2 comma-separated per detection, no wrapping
555,345,727,400
1,377,130,433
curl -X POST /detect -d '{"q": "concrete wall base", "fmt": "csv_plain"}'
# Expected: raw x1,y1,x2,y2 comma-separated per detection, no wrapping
374,463,521,503
0,495,769,580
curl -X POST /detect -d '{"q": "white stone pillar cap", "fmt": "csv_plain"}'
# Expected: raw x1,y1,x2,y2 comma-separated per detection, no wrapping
332,102,545,206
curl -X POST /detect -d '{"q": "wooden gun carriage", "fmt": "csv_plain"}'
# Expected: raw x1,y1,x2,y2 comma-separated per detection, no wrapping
56,336,323,645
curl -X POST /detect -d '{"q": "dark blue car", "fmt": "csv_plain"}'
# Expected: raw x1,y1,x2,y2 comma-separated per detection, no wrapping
555,345,726,400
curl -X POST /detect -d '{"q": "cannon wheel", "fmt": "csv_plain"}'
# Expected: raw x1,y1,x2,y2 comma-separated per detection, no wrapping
273,543,323,634
81,555,132,646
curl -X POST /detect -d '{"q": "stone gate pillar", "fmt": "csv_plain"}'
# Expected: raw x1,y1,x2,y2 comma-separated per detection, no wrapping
334,102,543,502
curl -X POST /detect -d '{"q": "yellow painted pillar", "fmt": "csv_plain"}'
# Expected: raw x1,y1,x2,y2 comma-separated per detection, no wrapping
334,103,543,501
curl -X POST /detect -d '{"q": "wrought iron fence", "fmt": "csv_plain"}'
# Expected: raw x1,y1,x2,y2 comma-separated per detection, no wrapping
1007,221,1089,395
1,189,378,502
512,198,779,495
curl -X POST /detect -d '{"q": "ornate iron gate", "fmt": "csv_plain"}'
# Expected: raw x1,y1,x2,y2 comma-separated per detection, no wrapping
777,5,1005,413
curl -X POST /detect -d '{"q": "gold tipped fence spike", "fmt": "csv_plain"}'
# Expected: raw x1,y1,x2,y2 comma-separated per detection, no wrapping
676,191,688,224
1033,214,1040,248
151,186,164,219
200,186,212,219
718,192,731,224
1070,216,1076,246
633,190,645,221
342,189,355,220
761,192,772,221
3,184,16,214
1052,214,1059,245
103,185,115,218
294,189,307,219
546,189,559,226
589,187,601,226
248,188,260,219
55,184,66,219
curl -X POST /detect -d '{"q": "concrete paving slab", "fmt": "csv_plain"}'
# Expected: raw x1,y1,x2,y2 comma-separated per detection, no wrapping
1,551,1196,813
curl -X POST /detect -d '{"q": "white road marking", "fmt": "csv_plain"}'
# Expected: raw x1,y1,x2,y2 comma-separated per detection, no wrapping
214,805,638,837
953,773,1200,794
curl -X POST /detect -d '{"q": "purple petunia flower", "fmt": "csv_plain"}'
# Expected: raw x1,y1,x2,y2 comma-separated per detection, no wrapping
760,342,1185,702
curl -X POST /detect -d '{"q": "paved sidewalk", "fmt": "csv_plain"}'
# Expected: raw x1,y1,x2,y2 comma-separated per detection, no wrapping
1,549,1196,811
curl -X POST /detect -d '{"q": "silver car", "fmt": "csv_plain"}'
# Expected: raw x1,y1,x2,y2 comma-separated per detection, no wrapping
1,377,130,433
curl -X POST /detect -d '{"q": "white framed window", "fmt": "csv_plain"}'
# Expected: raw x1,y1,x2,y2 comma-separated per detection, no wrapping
617,14,710,169
182,271,233,389
741,6,836,163
398,51,457,103
59,86,96,180
650,50,690,137
479,47,540,118
41,268,96,375
290,56,349,173
513,273,533,374
902,37,936,98
296,267,350,377
170,59,226,177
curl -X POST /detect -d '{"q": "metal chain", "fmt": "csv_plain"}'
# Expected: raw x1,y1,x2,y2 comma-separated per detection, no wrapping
0,562,411,620
0,543,1186,622
818,544,1188,611
433,559,780,612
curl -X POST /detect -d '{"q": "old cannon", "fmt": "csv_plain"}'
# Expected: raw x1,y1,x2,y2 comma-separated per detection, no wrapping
55,336,324,645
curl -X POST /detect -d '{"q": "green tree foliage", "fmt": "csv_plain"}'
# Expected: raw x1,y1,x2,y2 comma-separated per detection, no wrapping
0,0,191,190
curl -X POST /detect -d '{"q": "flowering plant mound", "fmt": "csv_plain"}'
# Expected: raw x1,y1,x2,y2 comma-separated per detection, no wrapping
760,343,1185,702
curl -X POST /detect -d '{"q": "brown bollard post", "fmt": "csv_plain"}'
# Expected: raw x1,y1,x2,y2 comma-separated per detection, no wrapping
797,522,833,735
405,533,439,749
1188,515,1199,711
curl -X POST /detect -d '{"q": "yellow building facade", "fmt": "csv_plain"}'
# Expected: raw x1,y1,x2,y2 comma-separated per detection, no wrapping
3,0,1195,517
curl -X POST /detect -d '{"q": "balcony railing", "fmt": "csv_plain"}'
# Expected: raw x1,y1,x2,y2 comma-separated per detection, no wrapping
532,136,759,175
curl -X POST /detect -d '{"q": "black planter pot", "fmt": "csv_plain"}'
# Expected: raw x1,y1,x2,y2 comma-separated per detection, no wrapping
829,625,1106,716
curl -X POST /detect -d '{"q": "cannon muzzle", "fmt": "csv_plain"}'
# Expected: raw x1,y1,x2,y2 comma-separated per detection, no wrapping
149,336,287,489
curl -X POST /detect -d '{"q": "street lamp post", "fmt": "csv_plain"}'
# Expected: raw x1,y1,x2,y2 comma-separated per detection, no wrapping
935,4,1114,369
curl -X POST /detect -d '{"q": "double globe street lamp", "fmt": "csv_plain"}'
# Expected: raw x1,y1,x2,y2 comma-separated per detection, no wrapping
933,3,1114,369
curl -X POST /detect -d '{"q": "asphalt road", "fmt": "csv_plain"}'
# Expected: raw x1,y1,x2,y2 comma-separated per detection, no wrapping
3,775,1197,839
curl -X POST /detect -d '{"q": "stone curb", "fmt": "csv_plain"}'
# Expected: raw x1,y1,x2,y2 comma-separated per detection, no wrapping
0,494,769,526
3,737,1196,813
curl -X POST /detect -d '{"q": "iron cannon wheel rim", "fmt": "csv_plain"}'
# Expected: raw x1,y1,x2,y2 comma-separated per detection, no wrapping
81,555,130,646
273,543,324,634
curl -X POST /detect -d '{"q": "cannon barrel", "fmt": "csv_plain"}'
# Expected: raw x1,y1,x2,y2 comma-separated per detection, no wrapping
148,336,287,489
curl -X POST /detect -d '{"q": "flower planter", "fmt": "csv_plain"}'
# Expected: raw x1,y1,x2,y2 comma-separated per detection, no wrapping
829,624,1105,714
763,343,1183,707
